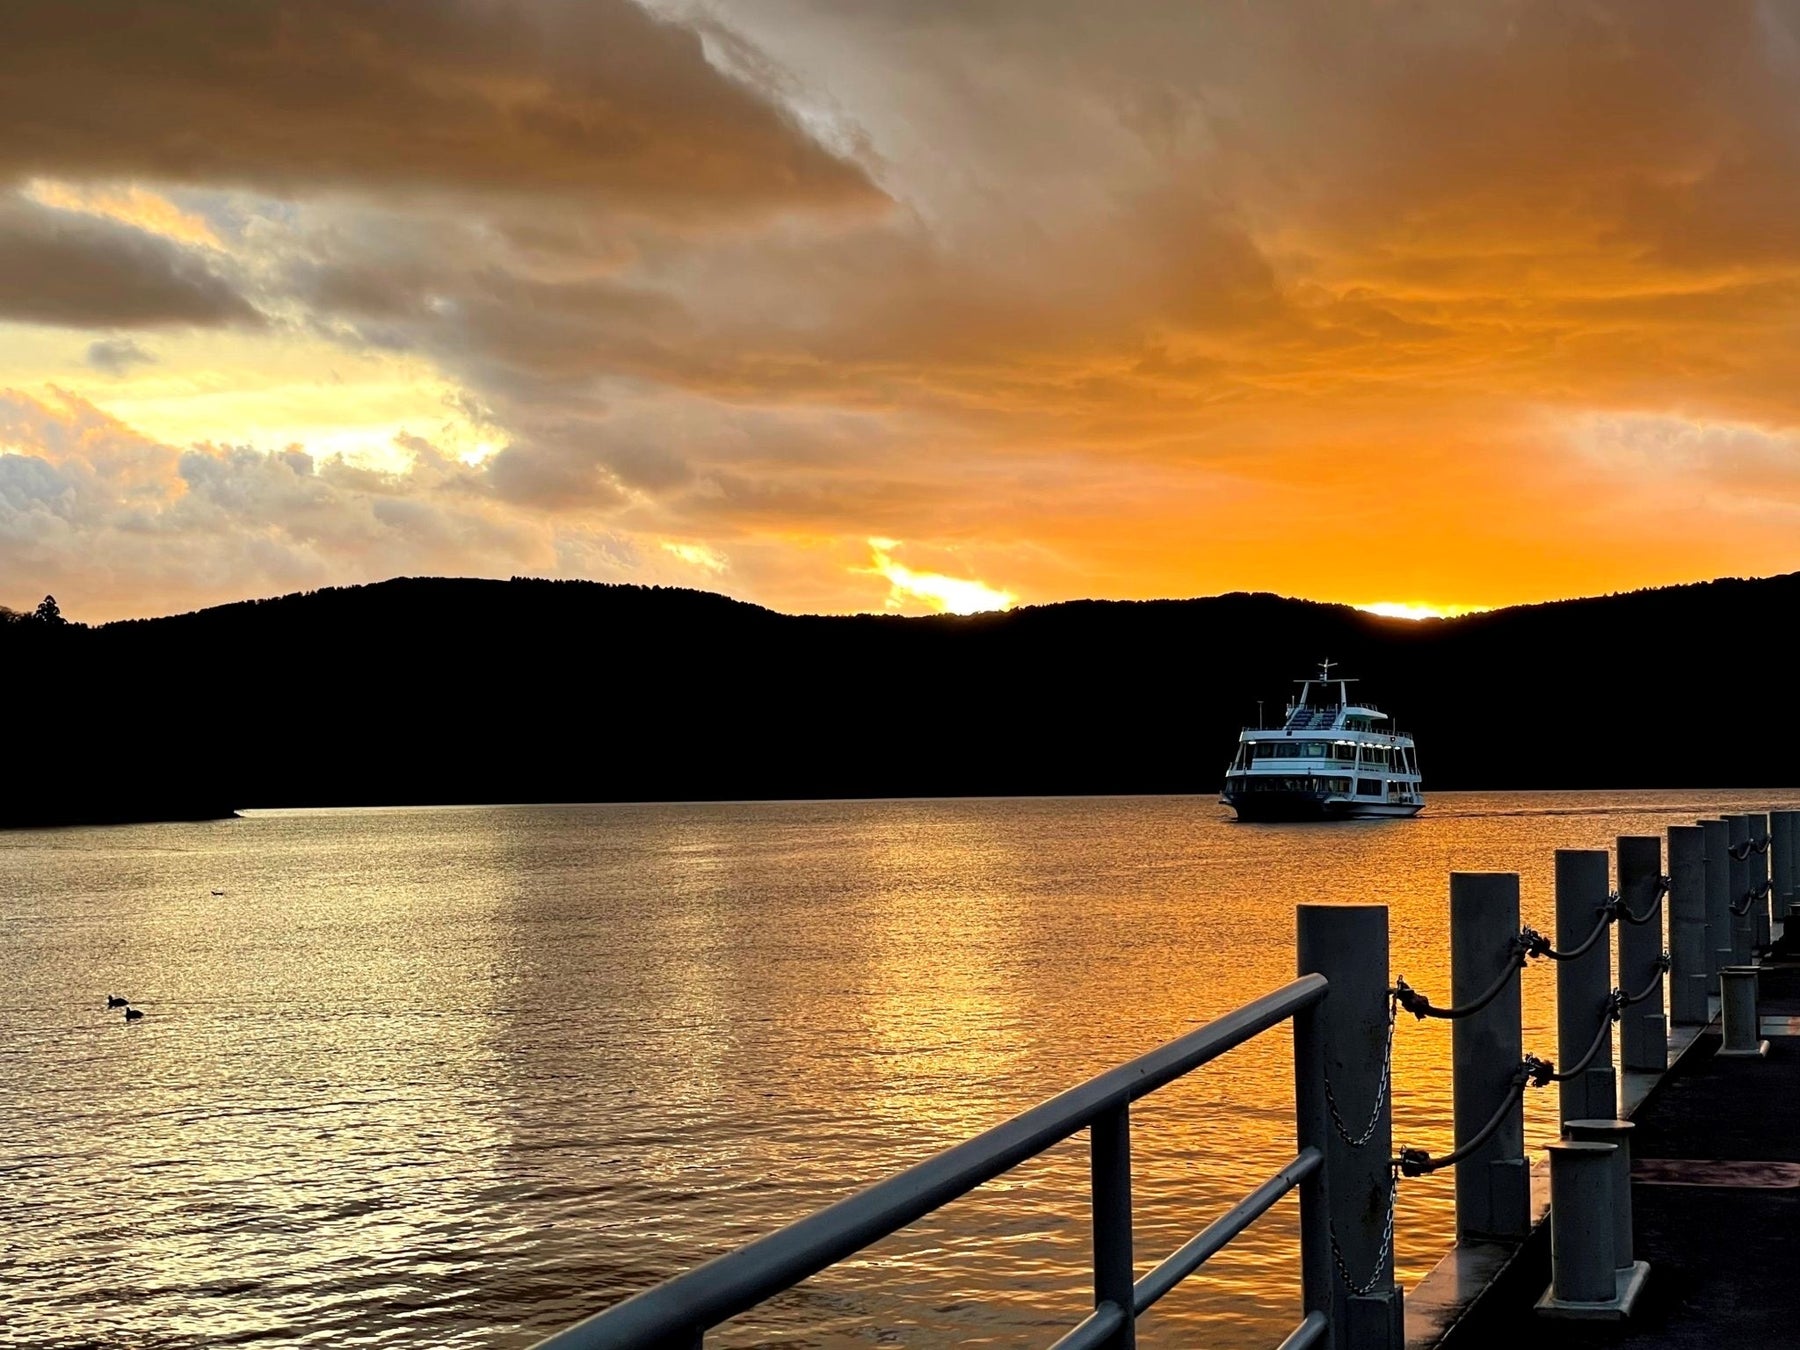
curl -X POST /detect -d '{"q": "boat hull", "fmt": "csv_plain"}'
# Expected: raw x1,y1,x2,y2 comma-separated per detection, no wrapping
1223,791,1423,822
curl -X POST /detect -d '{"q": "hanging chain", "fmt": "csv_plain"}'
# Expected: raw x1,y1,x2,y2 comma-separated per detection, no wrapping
1322,994,1398,1147
1329,1166,1398,1297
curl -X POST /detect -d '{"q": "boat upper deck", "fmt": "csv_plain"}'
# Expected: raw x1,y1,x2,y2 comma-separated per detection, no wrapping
1238,696,1413,745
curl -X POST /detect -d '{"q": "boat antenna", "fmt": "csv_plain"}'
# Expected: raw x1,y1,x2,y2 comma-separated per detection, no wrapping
1256,698,1264,729
1319,657,1336,680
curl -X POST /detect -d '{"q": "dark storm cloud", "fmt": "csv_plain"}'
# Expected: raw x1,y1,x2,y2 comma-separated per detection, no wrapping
85,337,157,376
483,441,631,512
0,198,259,329
0,0,881,216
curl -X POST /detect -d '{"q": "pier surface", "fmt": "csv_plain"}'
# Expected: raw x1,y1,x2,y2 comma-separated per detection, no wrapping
1441,954,1800,1348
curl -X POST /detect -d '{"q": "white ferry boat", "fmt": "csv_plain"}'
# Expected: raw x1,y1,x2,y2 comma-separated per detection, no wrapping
1220,662,1423,821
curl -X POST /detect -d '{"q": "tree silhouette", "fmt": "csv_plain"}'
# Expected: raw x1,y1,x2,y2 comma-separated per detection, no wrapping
33,595,65,626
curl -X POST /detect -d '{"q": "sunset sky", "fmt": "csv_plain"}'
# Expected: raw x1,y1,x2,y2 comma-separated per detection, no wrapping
5,2,1800,621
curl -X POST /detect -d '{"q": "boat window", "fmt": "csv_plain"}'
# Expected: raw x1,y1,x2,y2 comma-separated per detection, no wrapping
1332,743,1356,761
1236,776,1336,793
1356,778,1382,796
1302,741,1329,756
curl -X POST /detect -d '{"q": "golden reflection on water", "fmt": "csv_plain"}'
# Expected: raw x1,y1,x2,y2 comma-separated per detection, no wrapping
3,791,1795,1348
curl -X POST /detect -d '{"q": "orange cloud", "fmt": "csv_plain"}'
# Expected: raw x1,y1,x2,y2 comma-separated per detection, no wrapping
23,180,222,250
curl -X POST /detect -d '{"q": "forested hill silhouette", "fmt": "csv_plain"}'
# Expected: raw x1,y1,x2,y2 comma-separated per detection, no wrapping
6,571,1798,827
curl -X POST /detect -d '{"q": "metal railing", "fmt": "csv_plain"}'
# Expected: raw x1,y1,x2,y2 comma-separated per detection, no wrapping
530,974,1334,1350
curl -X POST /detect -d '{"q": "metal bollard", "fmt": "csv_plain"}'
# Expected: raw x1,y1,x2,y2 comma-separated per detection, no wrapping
1291,950,1335,1350
1538,1141,1618,1313
1616,837,1666,1071
1554,850,1615,1125
1450,873,1530,1241
1298,904,1402,1350
1702,818,1732,981
1667,826,1709,1026
1725,816,1753,967
1748,813,1771,952
1562,1119,1637,1270
1718,966,1769,1058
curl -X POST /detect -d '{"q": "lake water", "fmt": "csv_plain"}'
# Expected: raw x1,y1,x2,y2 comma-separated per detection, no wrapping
4,791,1795,1349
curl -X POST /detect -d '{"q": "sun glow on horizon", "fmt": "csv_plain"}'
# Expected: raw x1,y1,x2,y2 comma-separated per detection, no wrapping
1356,601,1490,622
661,541,729,573
864,539,1016,615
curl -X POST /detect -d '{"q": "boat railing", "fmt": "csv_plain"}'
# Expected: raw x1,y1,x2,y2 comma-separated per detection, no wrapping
527,976,1337,1350
1237,727,1415,744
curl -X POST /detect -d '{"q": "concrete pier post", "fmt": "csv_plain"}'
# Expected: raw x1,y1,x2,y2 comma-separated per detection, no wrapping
1450,873,1530,1242
1718,966,1769,1059
1562,1119,1637,1270
1747,813,1771,952
1542,1141,1618,1308
1702,818,1732,980
1773,811,1797,921
1616,837,1666,1072
1725,816,1753,967
1667,826,1708,1026
1787,809,1800,922
1298,905,1401,1350
1783,810,1800,922
1555,850,1615,1125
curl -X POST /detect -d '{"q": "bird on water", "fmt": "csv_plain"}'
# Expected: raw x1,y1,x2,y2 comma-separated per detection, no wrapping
105,994,128,1009
123,1006,145,1022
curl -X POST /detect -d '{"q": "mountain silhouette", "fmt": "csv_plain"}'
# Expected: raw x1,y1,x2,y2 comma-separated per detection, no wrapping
5,571,1795,827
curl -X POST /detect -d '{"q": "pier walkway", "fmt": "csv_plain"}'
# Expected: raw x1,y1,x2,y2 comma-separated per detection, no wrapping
1441,952,1800,1349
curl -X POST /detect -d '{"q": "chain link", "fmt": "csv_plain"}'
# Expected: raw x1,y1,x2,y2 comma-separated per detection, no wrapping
1322,995,1397,1147
1328,1167,1398,1297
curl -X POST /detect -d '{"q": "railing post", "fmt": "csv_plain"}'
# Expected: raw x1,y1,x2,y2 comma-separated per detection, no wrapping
1294,992,1336,1348
1724,815,1753,967
1616,837,1666,1071
1090,1103,1135,1350
1554,850,1615,1125
1450,873,1529,1241
1667,826,1708,1026
1702,818,1732,982
1773,810,1797,922
1297,904,1401,1350
1748,813,1771,953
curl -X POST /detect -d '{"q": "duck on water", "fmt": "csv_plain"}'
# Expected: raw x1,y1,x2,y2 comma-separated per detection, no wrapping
1221,660,1423,821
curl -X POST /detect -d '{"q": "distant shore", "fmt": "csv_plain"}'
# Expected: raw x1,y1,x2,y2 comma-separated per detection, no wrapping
3,805,240,830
